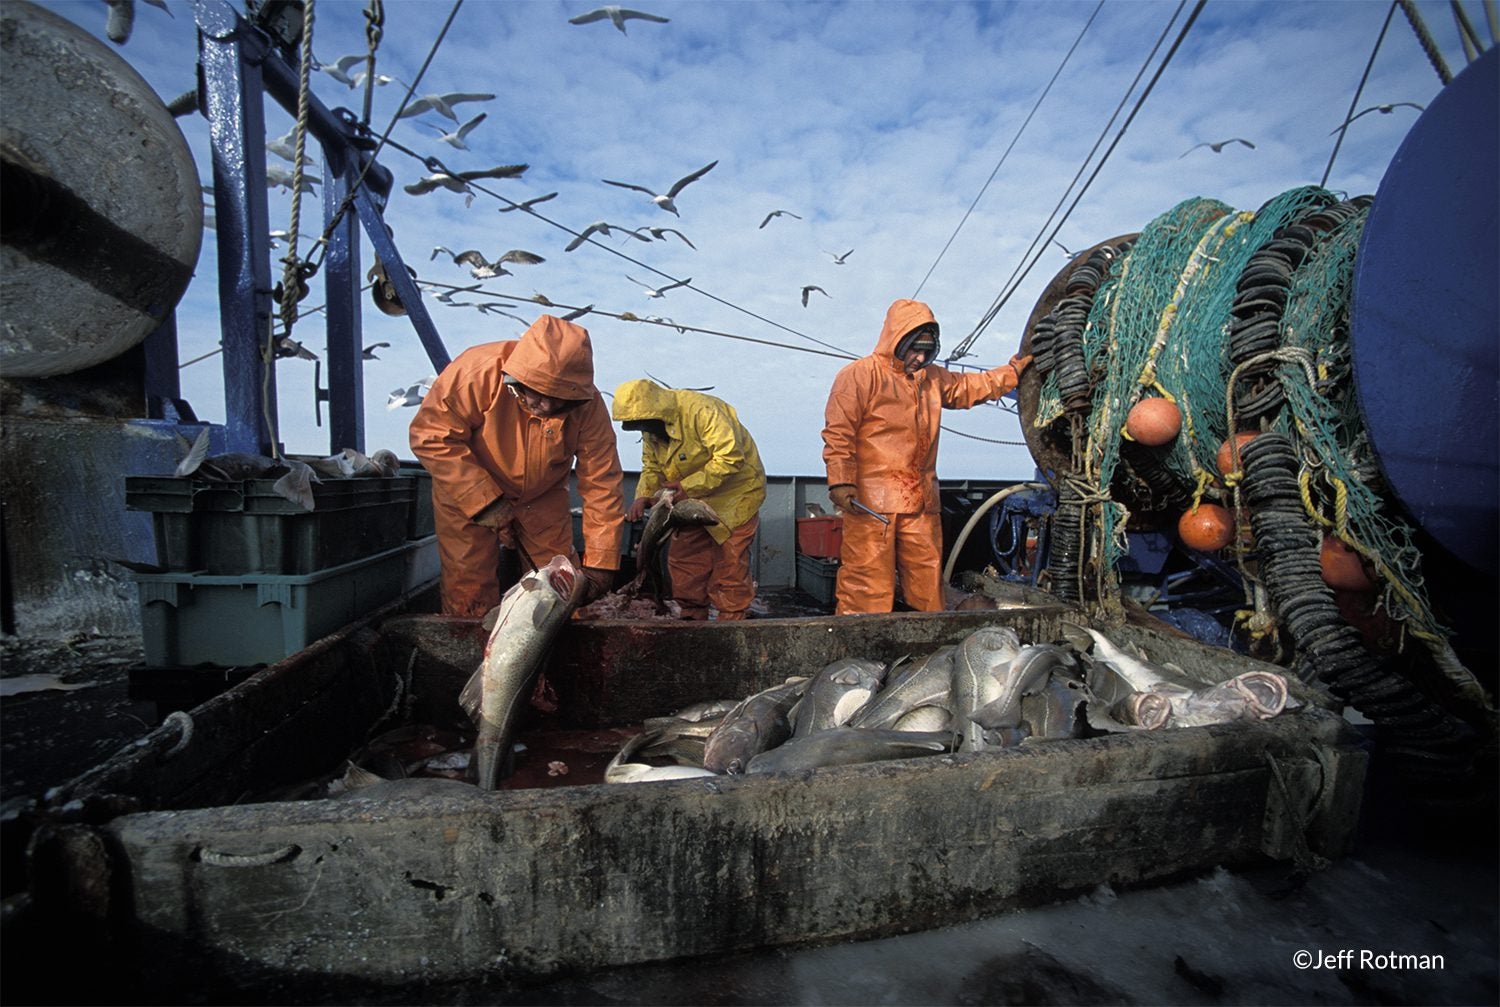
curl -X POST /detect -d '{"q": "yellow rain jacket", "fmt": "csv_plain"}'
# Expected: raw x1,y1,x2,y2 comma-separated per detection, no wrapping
612,379,766,544
823,298,1027,514
411,315,624,581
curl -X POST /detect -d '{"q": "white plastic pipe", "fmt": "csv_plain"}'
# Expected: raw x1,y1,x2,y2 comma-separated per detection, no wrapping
942,482,1050,585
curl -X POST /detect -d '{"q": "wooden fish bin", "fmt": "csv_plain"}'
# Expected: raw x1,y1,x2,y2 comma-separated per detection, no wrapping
28,600,1368,998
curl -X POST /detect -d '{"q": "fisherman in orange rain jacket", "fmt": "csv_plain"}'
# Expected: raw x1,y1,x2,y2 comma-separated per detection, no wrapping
822,298,1032,614
410,315,625,618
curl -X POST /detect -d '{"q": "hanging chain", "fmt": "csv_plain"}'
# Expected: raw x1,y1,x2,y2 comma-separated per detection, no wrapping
361,0,385,126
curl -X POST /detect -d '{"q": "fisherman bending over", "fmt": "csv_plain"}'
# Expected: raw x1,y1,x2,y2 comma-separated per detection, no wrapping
822,298,1031,614
410,315,623,617
612,378,767,621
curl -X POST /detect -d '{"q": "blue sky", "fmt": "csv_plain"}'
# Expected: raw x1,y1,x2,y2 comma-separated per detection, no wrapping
33,0,1474,477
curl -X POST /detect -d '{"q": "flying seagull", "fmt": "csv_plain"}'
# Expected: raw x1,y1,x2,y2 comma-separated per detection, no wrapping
418,112,488,150
362,342,391,360
801,285,829,307
568,6,670,34
823,248,853,265
396,91,496,123
1179,138,1256,158
314,53,371,88
404,164,529,204
759,209,802,229
562,304,595,321
647,226,696,249
266,127,298,162
565,220,649,252
499,192,559,214
602,160,718,216
387,378,434,410
265,163,320,194
626,274,691,298
1329,102,1426,134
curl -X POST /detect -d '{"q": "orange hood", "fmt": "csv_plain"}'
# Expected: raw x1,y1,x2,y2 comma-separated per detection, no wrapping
504,315,597,400
874,299,939,367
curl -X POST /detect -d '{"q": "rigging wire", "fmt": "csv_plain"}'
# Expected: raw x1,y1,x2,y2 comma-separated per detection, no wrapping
1322,1,1398,189
1397,0,1454,83
911,0,1106,299
951,0,1204,362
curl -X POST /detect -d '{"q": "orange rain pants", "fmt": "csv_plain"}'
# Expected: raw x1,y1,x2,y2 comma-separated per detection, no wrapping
667,515,759,620
834,510,944,614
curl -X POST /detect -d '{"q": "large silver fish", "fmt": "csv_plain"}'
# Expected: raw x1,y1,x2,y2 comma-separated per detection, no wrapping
605,730,718,783
459,555,585,789
849,646,955,730
892,705,952,732
789,657,888,738
970,644,1076,731
1063,623,1200,693
702,676,808,774
1150,670,1291,727
950,627,1023,751
745,728,953,774
1014,673,1091,742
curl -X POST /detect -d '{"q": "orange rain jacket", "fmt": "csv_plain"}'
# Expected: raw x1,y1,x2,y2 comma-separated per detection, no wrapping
411,316,625,613
612,379,766,545
822,298,1027,515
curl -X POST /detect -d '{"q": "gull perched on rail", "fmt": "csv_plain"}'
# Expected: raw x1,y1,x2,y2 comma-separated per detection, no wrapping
627,275,690,299
602,160,718,216
396,91,496,123
568,6,670,34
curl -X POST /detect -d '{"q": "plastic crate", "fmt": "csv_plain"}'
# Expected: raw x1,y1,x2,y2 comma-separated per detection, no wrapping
400,464,435,539
126,475,414,574
795,553,840,607
133,539,428,668
796,515,844,558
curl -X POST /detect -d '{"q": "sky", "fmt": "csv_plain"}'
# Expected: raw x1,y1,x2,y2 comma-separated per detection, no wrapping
29,0,1477,478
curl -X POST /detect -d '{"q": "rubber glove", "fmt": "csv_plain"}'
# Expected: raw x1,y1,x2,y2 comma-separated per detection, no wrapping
580,566,615,603
628,497,652,522
1009,352,1034,376
829,484,857,514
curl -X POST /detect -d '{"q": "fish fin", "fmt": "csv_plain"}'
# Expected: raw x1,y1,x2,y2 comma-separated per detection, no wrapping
174,426,212,477
458,664,483,722
1058,621,1095,653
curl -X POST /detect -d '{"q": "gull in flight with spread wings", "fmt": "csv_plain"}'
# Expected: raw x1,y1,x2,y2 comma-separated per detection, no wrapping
418,113,487,150
626,275,691,299
265,163,320,194
823,248,853,265
396,91,495,123
602,160,718,216
565,221,650,252
1179,138,1256,158
387,377,436,410
499,192,559,214
1329,102,1426,133
450,249,546,279
568,6,669,34
801,285,830,307
759,209,802,229
646,226,696,249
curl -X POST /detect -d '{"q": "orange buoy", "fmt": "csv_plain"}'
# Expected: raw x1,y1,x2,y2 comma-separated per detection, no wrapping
1178,503,1235,551
1216,431,1259,475
1320,536,1376,591
1125,397,1182,446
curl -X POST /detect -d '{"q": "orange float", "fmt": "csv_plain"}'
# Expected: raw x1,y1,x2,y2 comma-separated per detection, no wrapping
1124,397,1181,446
1178,503,1235,551
1216,431,1259,475
1320,535,1376,591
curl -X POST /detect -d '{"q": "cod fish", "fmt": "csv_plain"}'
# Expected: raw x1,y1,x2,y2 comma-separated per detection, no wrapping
970,644,1076,731
1151,670,1291,727
1013,673,1090,742
459,555,585,789
631,488,722,600
606,730,718,783
702,676,808,774
745,728,952,774
849,646,955,730
789,657,889,738
1063,623,1200,693
950,627,1023,751
173,427,319,510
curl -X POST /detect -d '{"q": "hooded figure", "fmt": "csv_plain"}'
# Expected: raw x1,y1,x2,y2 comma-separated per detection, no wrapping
613,379,767,620
821,299,1031,614
410,315,625,617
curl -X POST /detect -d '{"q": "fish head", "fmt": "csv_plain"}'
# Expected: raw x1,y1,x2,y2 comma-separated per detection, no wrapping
957,627,1023,674
537,553,584,605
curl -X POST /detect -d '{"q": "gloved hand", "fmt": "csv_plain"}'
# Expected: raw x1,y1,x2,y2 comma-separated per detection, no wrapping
829,484,857,514
472,497,514,531
580,566,615,604
627,497,652,522
1008,352,1034,376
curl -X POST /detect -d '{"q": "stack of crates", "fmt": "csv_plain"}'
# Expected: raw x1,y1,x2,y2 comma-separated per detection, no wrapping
126,467,434,668
794,515,842,607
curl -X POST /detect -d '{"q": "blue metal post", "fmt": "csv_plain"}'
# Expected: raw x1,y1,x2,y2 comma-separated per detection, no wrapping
353,185,451,373
322,144,364,452
195,0,276,455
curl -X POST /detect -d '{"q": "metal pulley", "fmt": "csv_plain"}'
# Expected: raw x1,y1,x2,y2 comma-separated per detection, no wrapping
0,0,202,378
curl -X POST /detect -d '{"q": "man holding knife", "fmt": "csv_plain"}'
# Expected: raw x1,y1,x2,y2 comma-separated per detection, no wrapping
821,298,1031,614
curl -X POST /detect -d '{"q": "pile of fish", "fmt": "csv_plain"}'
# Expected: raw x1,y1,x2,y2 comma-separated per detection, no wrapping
577,488,721,620
604,622,1297,782
173,426,401,511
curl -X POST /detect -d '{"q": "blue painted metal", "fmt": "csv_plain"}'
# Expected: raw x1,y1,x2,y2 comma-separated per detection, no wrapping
353,184,451,373
196,0,276,455
1351,46,1499,577
322,144,364,451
